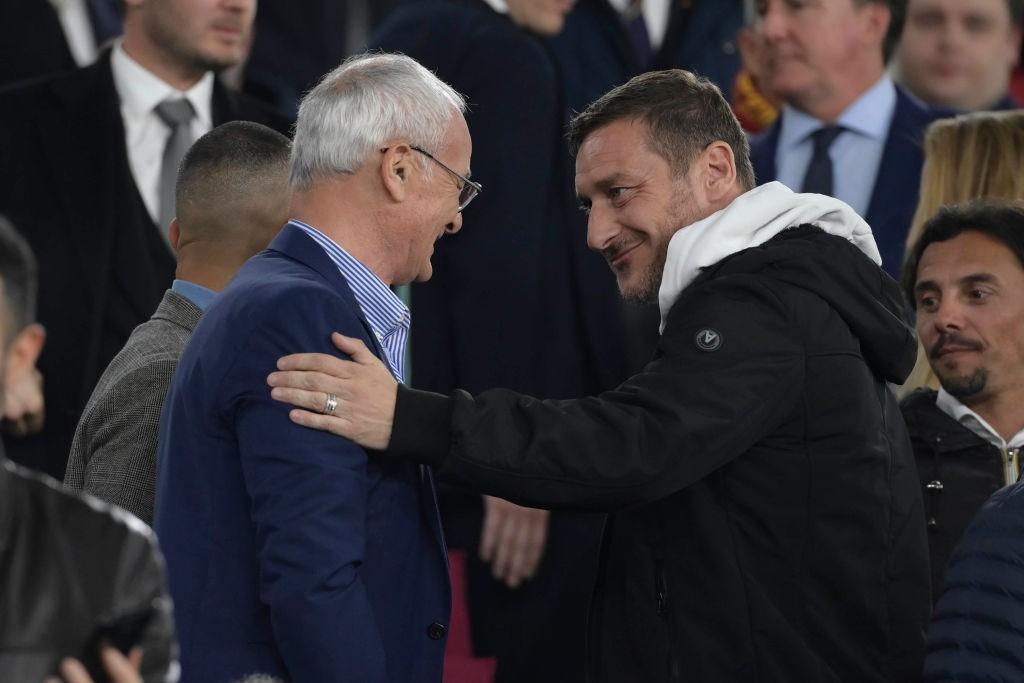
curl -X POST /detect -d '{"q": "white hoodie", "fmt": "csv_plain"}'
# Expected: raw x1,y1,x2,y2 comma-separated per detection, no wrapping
657,182,882,332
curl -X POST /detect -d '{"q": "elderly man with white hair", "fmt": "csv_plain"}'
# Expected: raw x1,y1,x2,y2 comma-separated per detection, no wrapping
153,53,473,683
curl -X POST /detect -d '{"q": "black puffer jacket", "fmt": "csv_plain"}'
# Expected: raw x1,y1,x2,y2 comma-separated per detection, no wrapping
925,480,1024,681
0,453,175,682
392,226,930,682
901,389,1006,603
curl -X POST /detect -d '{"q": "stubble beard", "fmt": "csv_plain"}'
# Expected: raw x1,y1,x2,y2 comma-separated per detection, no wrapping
938,366,989,401
618,238,669,305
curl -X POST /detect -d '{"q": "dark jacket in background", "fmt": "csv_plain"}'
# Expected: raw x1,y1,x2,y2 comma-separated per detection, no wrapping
902,388,1006,603
750,86,943,276
0,50,289,479
924,480,1024,682
543,0,747,387
0,452,175,682
0,0,77,88
391,227,930,682
370,3,603,680
243,0,399,118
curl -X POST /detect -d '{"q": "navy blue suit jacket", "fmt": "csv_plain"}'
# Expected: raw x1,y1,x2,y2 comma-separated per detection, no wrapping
154,225,450,682
750,86,943,276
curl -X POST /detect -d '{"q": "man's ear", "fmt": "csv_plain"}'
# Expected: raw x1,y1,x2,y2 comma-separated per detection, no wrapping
380,144,415,203
3,323,45,387
858,1,891,52
700,141,739,204
169,218,180,250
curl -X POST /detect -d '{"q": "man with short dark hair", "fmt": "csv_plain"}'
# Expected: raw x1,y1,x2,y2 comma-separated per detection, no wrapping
0,215,175,683
63,121,292,525
0,0,288,479
894,0,1023,111
899,202,1024,603
749,0,946,276
267,68,931,682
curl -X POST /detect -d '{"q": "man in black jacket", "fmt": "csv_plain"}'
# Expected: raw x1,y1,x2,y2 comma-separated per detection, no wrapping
900,203,1024,603
0,0,289,479
0,216,175,683
267,70,930,681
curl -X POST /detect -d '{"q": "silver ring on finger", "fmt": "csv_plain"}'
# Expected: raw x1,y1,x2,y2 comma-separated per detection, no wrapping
323,393,338,415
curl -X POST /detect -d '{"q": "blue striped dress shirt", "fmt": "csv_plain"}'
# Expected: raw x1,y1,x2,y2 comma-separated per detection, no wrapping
291,220,410,383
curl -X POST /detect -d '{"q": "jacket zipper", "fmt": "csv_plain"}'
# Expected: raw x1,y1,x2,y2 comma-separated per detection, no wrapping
1003,446,1022,486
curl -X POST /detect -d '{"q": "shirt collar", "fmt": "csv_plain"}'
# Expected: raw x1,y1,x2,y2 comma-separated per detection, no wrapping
288,220,410,340
779,74,896,149
171,279,217,312
111,41,214,128
936,388,1024,449
480,0,508,13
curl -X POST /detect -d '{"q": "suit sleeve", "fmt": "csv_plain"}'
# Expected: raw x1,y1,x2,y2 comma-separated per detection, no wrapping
225,291,388,682
390,276,806,511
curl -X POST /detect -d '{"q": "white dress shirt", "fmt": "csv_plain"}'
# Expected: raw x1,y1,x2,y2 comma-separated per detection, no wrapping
110,42,214,224
936,388,1024,484
775,75,897,219
48,0,98,66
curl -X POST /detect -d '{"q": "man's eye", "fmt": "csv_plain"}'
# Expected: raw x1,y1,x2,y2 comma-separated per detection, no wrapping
918,296,938,311
608,187,628,202
968,288,990,301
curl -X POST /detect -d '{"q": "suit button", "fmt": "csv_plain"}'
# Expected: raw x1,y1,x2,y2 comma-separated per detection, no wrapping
427,622,447,640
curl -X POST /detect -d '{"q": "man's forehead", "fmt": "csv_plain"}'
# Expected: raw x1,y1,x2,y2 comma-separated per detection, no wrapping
575,122,651,177
918,232,1024,280
911,0,1009,13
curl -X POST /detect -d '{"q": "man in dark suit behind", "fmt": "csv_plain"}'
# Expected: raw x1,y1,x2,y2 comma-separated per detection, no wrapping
748,0,947,276
154,53,460,682
0,0,289,479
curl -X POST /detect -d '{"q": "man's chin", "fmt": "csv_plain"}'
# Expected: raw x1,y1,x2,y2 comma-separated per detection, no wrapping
938,368,989,401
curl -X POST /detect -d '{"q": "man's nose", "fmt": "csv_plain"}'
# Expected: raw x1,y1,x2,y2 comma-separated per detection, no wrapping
933,297,965,332
585,208,617,252
759,2,787,42
446,210,463,235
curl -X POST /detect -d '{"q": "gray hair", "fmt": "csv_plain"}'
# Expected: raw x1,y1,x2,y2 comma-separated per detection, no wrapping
290,52,467,190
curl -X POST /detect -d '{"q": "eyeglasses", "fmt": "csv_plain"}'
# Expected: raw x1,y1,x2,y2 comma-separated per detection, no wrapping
382,145,482,211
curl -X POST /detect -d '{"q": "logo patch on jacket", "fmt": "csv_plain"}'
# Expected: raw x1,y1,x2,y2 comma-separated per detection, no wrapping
694,328,722,352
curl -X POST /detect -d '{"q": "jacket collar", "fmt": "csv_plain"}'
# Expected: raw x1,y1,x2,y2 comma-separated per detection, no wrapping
152,288,204,333
265,224,387,359
657,181,879,331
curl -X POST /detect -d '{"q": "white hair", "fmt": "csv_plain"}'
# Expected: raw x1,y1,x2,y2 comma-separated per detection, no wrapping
290,52,467,190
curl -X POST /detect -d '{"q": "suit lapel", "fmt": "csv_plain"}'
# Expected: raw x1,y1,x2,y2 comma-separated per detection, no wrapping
266,225,387,359
750,121,780,185
864,87,932,271
865,88,928,229
211,77,240,126
151,289,204,334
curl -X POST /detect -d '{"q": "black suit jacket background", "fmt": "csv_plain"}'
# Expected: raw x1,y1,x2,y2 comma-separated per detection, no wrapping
0,51,290,478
